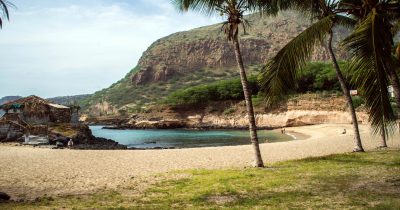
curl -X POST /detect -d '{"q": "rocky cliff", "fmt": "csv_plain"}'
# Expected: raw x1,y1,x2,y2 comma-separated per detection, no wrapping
81,11,348,115
132,11,347,85
92,94,367,129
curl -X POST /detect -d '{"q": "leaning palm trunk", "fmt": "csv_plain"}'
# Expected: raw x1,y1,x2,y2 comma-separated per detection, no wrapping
327,31,364,152
232,37,264,167
380,123,388,147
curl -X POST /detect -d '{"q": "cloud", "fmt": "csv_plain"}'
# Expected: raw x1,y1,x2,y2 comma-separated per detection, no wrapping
0,0,220,98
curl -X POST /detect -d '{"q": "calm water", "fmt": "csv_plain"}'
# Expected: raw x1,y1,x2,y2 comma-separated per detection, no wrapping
90,126,295,149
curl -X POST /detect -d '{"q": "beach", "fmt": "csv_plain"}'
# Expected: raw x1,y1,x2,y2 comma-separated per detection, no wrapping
0,124,399,200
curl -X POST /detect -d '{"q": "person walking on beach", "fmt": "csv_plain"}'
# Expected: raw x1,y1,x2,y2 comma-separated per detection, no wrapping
67,138,74,149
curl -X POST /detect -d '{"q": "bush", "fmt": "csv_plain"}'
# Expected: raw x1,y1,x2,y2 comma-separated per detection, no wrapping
223,107,236,115
165,76,258,106
352,96,365,109
297,62,341,92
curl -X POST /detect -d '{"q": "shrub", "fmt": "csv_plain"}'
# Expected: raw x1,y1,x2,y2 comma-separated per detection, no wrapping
223,107,236,115
352,96,365,109
164,76,258,106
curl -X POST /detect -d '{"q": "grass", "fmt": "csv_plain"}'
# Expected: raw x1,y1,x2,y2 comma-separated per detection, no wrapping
2,150,400,209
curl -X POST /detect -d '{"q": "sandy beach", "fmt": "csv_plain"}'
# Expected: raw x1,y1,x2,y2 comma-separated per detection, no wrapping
0,124,399,200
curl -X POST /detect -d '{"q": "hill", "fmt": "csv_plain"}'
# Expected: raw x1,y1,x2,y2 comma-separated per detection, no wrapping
80,11,349,116
47,94,90,106
0,96,23,106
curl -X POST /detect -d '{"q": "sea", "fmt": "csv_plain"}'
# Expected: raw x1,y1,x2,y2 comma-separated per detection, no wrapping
90,125,295,149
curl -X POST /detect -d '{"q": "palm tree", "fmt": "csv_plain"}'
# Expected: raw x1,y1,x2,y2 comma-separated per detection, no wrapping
258,0,366,152
0,0,13,29
340,0,400,146
172,0,271,167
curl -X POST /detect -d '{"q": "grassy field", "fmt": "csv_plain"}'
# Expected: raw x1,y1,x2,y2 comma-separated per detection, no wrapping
2,150,400,209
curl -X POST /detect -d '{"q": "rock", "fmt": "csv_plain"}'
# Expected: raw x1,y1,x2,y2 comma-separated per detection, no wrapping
0,192,10,201
56,141,64,148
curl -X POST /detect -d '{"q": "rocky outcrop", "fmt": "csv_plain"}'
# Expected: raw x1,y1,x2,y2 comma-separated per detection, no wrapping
81,11,350,115
197,111,369,128
104,110,368,130
132,11,348,85
99,95,368,129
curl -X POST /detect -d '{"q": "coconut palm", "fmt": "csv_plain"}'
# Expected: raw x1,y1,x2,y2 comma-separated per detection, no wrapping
0,0,13,29
172,0,276,167
258,0,366,152
340,0,400,146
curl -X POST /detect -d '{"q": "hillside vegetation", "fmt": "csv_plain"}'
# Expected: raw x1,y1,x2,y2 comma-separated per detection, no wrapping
165,62,349,107
80,11,349,116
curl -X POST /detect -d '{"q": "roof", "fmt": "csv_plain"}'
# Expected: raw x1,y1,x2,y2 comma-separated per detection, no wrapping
0,95,70,110
48,103,70,109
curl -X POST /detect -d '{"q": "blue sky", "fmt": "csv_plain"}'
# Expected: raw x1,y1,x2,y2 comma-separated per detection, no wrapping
0,0,220,98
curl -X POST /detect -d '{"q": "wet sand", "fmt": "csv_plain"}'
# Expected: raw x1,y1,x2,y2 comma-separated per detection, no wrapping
0,124,398,200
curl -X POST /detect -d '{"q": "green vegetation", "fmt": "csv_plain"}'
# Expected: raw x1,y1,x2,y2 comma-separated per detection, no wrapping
165,76,258,106
165,62,356,107
79,66,244,113
3,150,400,209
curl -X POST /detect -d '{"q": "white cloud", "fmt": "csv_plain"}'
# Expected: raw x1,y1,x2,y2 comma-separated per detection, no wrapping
0,0,220,98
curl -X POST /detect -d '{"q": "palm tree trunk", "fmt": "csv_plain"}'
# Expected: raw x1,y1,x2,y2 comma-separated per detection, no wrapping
232,37,264,167
327,31,364,152
380,123,388,148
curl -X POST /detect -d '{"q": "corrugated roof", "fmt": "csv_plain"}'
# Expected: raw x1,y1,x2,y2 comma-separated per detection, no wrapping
48,103,70,109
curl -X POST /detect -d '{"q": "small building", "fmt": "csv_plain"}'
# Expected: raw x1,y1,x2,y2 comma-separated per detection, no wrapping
0,95,72,124
0,96,77,141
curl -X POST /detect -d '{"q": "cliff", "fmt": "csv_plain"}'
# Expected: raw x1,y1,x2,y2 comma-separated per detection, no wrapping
81,11,348,116
90,94,368,129
132,12,347,85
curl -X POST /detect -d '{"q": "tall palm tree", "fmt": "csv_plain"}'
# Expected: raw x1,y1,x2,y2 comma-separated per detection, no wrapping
0,0,13,29
258,0,366,152
340,0,400,146
172,0,272,167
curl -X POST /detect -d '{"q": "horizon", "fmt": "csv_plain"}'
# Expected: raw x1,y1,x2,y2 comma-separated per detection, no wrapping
0,0,220,99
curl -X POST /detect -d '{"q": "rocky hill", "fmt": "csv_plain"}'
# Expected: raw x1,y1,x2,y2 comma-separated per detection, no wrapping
81,11,349,116
47,94,90,106
0,96,22,106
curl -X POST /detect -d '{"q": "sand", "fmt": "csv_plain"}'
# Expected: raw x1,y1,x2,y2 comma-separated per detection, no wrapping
0,124,399,200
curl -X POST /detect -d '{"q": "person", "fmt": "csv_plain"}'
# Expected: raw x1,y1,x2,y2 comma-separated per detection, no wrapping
67,138,74,149
24,133,30,143
342,129,346,134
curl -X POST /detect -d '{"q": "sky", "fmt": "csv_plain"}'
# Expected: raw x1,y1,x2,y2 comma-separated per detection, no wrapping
0,0,220,98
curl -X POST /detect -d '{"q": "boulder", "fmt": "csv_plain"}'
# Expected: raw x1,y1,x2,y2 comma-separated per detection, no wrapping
0,192,10,201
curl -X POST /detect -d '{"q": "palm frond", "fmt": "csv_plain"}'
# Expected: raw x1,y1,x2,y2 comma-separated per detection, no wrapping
171,0,262,16
343,10,397,137
335,15,357,29
259,15,334,107
0,0,15,29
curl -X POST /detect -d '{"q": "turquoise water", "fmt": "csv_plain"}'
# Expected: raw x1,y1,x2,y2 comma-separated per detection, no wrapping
90,126,295,149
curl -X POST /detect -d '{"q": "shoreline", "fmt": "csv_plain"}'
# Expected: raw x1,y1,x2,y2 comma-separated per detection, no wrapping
0,123,398,201
90,126,305,150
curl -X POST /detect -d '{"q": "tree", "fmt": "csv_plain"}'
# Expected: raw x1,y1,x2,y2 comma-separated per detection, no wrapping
0,0,13,29
172,0,270,167
258,0,366,152
340,0,400,146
